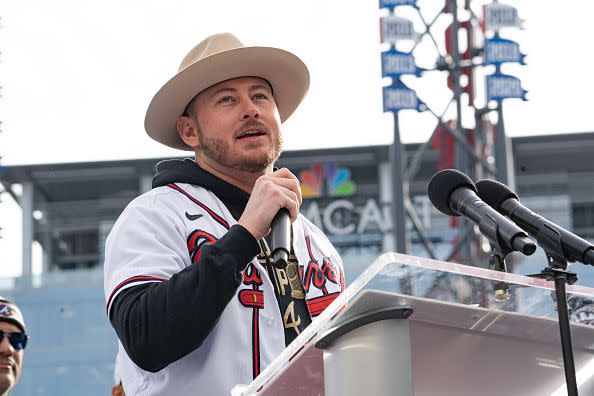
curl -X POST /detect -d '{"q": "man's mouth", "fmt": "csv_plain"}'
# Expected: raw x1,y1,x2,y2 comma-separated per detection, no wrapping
0,360,14,372
236,129,267,140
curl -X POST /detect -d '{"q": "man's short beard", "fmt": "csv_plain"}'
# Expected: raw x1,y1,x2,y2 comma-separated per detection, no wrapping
196,124,283,173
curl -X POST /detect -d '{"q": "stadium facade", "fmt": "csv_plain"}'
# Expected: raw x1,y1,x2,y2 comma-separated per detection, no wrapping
1,132,594,394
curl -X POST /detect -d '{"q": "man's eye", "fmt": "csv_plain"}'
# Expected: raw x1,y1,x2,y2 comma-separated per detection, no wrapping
217,96,234,104
253,93,269,100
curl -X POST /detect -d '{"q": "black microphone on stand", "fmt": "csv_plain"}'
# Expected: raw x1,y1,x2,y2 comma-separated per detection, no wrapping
475,179,594,266
475,181,582,396
427,169,536,256
271,208,290,268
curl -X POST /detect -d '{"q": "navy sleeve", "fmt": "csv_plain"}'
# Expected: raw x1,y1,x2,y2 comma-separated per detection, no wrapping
109,224,260,373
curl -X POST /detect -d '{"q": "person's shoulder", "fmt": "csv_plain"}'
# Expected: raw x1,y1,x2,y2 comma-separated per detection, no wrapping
117,184,222,226
111,186,187,231
123,184,198,213
133,185,183,205
146,183,219,203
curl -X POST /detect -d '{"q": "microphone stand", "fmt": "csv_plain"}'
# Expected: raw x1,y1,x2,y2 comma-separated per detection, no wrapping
476,211,527,305
527,230,579,396
482,212,514,302
489,231,578,395
488,245,511,303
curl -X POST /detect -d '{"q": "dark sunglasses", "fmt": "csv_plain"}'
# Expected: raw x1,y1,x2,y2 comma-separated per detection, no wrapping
0,330,28,350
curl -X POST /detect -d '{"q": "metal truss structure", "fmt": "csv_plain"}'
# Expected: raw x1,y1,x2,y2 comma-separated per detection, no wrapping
383,0,523,267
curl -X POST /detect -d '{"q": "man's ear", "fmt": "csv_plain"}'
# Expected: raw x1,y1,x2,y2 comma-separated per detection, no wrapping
176,116,200,148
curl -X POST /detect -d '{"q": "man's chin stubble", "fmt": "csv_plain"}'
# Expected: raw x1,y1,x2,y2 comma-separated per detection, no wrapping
197,131,282,174
234,151,278,173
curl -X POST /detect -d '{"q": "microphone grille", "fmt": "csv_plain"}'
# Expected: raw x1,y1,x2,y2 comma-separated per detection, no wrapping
427,169,476,216
475,179,518,210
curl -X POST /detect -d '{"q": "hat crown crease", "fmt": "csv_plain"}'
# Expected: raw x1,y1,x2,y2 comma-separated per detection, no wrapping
178,33,244,72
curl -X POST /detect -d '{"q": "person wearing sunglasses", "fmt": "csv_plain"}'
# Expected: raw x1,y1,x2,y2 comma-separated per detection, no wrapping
0,297,28,396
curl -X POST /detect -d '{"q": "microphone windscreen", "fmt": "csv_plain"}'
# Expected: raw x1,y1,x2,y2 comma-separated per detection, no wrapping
475,179,519,210
427,169,476,216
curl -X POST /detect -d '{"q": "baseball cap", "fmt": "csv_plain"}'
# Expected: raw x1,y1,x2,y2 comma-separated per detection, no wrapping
0,297,27,334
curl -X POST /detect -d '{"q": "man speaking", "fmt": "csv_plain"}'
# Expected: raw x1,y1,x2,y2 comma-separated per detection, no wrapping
104,33,344,395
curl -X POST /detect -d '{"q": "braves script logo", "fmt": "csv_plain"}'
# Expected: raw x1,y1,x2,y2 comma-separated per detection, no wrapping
303,256,339,295
300,232,344,317
299,162,357,198
187,230,217,263
0,304,13,317
301,234,342,295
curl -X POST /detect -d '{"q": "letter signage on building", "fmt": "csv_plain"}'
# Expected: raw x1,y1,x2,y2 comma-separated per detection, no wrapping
298,162,388,252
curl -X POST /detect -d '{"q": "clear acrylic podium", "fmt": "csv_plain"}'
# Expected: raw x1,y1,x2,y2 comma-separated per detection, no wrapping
232,253,594,396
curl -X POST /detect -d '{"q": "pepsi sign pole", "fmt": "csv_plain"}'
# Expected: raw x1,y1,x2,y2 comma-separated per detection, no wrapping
379,0,424,254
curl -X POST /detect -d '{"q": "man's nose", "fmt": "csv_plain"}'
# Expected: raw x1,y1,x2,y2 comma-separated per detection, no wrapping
241,100,260,120
0,335,14,355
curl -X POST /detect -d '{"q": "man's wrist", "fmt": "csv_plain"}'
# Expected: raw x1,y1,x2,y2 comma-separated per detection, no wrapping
236,219,264,241
229,223,261,253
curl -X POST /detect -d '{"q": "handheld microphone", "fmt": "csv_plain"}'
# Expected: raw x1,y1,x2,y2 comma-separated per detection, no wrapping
476,179,594,266
428,169,536,255
271,208,290,268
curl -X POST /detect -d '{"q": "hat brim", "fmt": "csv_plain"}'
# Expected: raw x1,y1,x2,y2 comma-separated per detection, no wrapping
0,317,27,334
145,46,310,151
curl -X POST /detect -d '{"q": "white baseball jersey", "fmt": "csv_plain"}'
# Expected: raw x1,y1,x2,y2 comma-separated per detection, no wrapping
104,182,344,395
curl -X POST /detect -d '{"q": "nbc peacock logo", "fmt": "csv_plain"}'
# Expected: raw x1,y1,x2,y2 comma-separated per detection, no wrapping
299,162,357,198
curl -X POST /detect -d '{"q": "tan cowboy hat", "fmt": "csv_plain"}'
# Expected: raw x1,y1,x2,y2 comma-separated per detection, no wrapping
145,32,310,150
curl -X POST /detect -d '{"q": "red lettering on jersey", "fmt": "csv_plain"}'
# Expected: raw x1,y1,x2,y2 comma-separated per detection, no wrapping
187,230,218,263
238,289,264,309
242,263,262,286
303,259,338,294
307,292,340,317
321,257,337,283
302,235,340,294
